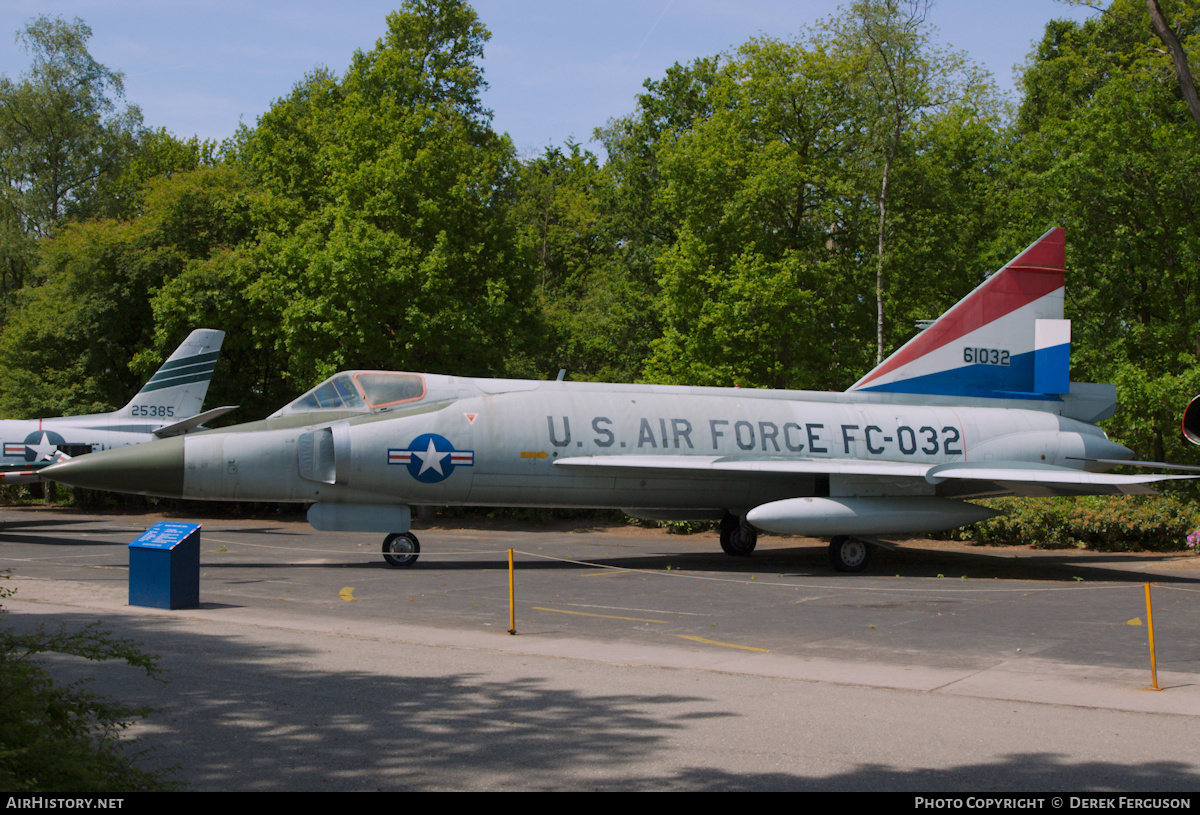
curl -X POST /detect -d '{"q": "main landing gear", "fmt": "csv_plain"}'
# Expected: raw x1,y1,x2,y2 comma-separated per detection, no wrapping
717,514,874,573
719,513,758,557
382,531,421,567
828,535,871,573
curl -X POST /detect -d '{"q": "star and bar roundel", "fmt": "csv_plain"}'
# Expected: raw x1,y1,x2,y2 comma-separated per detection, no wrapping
4,431,67,463
387,433,474,483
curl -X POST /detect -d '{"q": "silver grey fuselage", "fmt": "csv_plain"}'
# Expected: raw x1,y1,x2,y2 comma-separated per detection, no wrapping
156,375,1128,512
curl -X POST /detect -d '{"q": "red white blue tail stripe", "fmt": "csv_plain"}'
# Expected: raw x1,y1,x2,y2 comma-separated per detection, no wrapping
849,227,1071,401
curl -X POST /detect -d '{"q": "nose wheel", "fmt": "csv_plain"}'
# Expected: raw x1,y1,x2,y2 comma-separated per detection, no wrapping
829,535,870,572
383,531,420,567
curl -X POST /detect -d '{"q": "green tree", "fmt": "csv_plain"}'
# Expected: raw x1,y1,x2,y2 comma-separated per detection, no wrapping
0,164,257,418
595,10,1002,392
96,127,224,221
1,3,540,422
1012,1,1200,409
825,0,992,363
236,0,536,387
235,66,342,218
582,57,722,382
1145,0,1200,131
0,16,142,238
641,37,870,389
884,101,1013,340
595,56,720,255
511,141,658,381
0,201,33,315
1111,359,1200,465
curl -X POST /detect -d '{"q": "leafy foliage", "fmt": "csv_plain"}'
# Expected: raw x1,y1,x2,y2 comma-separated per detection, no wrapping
0,164,257,418
0,574,175,791
635,19,998,390
949,496,1198,552
1010,0,1200,386
0,16,144,315
0,16,142,236
0,1,539,416
223,0,537,388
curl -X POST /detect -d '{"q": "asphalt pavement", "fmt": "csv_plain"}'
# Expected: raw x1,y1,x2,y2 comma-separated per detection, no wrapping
3,506,1199,791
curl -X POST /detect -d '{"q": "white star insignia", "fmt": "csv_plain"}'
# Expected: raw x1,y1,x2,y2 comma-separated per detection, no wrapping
27,432,59,462
412,438,448,476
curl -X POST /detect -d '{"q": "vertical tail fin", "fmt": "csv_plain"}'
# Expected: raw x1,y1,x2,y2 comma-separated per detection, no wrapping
848,227,1071,401
118,329,225,420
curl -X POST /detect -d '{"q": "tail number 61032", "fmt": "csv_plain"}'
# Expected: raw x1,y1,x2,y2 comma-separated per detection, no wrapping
963,347,1010,366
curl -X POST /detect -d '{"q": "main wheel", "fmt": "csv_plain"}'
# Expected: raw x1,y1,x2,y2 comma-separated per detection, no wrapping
720,517,758,557
382,532,420,567
719,513,738,555
829,535,870,573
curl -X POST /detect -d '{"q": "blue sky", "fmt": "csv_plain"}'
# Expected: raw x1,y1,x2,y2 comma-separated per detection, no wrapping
1,1,1096,160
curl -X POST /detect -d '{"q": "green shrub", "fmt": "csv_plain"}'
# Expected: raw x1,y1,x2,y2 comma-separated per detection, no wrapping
949,496,1199,552
0,574,177,791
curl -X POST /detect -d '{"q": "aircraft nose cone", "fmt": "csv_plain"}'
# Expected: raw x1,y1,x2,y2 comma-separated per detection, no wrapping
42,437,185,497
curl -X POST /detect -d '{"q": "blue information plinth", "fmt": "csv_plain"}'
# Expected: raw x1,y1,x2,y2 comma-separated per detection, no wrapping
128,522,201,609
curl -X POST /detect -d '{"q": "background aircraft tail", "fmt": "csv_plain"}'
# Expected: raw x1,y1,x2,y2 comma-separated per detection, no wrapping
848,227,1072,402
117,329,225,420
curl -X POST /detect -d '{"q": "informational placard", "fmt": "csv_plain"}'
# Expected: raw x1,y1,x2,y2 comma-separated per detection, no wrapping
128,522,201,609
130,522,202,550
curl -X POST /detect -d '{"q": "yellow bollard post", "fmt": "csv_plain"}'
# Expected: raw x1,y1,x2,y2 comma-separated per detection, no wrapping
1145,582,1159,691
508,548,516,635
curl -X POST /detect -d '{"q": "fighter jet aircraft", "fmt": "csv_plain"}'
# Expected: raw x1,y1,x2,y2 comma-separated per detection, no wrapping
42,229,1186,571
0,329,232,485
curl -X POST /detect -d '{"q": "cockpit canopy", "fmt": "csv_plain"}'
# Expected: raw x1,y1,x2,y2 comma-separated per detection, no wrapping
271,371,427,417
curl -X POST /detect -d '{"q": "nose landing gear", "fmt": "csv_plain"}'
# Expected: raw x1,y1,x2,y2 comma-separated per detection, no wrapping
383,531,420,567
